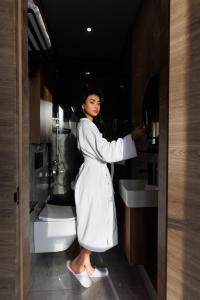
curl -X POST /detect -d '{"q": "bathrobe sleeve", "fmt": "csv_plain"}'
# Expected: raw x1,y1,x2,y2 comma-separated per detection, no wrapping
78,120,137,163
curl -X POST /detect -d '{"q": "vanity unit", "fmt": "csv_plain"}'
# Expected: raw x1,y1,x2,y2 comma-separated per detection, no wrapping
119,179,158,265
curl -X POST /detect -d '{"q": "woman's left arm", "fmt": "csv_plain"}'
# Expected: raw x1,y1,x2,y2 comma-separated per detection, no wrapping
79,122,137,163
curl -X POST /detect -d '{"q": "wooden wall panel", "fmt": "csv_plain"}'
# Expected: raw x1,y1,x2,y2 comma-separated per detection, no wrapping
18,0,30,298
131,0,160,126
0,1,19,298
30,69,52,144
168,0,200,299
157,0,170,298
0,0,30,299
130,0,160,290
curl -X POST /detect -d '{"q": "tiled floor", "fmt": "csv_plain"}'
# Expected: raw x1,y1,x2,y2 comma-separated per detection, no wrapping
31,241,151,300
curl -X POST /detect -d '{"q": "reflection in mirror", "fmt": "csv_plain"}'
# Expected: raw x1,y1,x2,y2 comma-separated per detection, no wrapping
143,74,160,145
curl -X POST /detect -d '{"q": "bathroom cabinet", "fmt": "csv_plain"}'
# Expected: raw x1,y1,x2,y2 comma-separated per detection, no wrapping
122,203,144,265
29,69,52,144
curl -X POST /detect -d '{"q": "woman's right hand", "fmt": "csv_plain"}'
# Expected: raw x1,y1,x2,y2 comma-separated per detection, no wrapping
131,126,146,141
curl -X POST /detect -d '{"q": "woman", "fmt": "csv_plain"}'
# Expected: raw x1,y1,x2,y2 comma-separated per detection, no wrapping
67,88,146,288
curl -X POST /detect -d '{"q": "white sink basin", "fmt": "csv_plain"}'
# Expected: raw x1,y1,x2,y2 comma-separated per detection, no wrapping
119,179,158,208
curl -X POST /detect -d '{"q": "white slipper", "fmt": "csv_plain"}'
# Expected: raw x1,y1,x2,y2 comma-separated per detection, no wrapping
66,260,92,288
89,267,109,278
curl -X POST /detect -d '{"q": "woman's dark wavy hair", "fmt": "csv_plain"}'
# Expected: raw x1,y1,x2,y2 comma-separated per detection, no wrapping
77,87,105,133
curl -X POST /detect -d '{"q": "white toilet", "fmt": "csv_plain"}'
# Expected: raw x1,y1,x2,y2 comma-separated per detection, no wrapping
32,204,77,253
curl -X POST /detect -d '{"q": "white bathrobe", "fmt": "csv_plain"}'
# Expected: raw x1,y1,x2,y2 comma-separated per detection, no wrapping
74,118,137,252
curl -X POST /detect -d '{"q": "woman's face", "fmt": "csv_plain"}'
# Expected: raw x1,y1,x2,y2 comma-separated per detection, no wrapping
82,94,101,120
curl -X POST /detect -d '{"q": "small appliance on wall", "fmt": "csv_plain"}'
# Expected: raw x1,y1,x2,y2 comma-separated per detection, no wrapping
28,0,51,51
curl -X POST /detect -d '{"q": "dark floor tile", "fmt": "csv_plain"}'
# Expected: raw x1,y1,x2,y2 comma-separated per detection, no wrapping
31,244,151,300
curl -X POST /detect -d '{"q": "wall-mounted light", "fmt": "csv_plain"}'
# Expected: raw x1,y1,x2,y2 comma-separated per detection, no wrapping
86,27,92,32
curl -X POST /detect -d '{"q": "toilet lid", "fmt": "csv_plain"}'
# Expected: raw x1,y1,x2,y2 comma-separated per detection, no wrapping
39,204,76,221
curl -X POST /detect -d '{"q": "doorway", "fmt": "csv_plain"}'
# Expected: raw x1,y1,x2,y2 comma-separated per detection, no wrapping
0,0,170,299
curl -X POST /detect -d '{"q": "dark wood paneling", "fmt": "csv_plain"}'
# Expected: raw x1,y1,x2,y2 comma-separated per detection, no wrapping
123,206,144,265
131,0,160,126
30,68,52,144
0,0,30,299
18,0,30,298
0,0,19,298
130,0,160,290
157,0,170,299
168,0,200,299
123,205,131,262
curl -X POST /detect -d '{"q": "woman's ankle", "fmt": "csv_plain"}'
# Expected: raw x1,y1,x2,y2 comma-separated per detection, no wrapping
70,259,85,274
84,261,95,275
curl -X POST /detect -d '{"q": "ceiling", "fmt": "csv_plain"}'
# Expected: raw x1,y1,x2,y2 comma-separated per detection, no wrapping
39,0,142,61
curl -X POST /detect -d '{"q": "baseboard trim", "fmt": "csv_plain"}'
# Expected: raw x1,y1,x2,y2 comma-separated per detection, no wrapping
137,265,157,300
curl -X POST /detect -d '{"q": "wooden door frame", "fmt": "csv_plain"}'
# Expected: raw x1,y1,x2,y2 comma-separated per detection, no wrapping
4,0,171,298
17,0,30,298
157,0,170,299
18,0,171,299
0,0,29,299
19,0,171,298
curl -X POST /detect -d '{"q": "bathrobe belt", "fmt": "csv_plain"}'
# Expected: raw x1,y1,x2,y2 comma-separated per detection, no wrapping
83,156,107,165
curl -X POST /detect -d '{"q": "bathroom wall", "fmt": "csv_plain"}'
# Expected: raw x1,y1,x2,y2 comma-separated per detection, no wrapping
29,63,53,213
29,144,50,212
29,66,52,144
167,0,200,299
129,0,160,289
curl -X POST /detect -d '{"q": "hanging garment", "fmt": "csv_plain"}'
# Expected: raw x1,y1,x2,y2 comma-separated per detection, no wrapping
74,118,137,252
